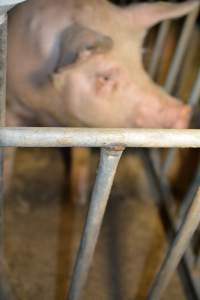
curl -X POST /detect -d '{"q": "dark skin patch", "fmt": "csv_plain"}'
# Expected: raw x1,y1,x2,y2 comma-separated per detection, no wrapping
30,23,113,87
57,23,113,68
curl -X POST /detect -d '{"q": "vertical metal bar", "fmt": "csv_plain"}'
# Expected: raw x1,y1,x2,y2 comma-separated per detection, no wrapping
0,12,14,300
161,148,176,177
162,66,200,177
0,9,7,289
147,188,200,300
151,9,199,176
176,161,200,270
177,161,200,228
148,20,171,175
67,147,124,300
197,251,200,269
189,68,200,107
149,21,171,79
142,150,200,300
0,14,7,125
165,9,199,93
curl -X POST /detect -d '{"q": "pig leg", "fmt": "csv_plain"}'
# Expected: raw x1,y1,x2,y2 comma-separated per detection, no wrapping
70,148,91,206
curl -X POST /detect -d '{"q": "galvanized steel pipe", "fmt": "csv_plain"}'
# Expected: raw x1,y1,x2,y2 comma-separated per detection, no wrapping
67,147,123,300
1,127,200,148
149,20,171,79
0,2,27,298
0,10,7,299
147,188,200,300
142,151,200,300
165,7,199,93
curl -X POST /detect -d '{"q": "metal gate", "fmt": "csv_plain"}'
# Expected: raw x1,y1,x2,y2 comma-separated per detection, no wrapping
0,1,200,300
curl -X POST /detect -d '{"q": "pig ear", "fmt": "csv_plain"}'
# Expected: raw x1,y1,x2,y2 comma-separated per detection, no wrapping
124,1,199,29
31,24,113,87
56,23,113,70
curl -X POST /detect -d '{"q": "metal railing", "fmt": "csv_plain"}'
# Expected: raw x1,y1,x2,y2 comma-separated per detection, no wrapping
0,2,200,300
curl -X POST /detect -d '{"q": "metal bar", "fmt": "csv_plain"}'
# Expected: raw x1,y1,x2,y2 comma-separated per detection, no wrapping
142,151,200,300
189,68,200,107
176,161,200,271
149,21,171,79
162,66,200,176
147,187,200,300
0,9,7,294
0,15,7,126
1,128,200,148
165,8,199,93
197,251,200,269
161,148,176,177
0,4,27,298
177,161,200,228
152,9,199,175
0,12,15,300
151,5,199,175
67,147,123,300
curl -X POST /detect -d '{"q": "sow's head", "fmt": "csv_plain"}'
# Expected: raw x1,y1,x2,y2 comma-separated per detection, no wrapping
45,1,199,128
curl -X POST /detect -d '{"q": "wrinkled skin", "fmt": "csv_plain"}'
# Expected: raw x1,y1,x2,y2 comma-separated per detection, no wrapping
6,0,199,204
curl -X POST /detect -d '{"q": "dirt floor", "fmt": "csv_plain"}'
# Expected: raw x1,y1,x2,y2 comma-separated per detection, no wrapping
4,148,187,300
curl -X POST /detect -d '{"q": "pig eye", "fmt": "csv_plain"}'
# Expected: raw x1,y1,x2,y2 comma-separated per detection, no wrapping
97,72,112,81
96,67,119,85
95,71,119,94
85,45,96,51
104,75,110,81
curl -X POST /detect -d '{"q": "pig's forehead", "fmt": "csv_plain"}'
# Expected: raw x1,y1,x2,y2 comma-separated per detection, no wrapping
72,17,143,63
72,1,141,40
69,3,144,69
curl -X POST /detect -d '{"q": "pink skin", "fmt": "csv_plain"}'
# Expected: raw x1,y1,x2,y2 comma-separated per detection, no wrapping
5,0,198,204
54,53,191,129
7,0,199,130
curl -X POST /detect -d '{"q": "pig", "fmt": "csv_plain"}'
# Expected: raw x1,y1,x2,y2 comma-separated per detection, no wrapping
5,0,199,204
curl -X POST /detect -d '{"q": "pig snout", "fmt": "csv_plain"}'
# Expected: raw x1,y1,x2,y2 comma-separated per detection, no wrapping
133,91,191,129
157,101,191,129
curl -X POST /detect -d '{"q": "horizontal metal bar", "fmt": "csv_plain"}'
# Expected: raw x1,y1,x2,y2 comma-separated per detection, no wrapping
1,127,200,148
147,187,200,300
67,147,123,300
